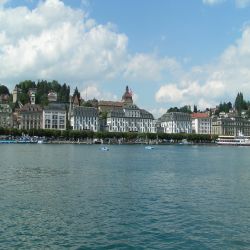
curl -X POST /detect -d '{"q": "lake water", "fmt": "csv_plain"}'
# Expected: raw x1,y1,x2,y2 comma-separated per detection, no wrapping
0,144,250,249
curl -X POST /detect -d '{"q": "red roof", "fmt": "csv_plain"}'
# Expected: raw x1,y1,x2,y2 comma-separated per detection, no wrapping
191,113,209,119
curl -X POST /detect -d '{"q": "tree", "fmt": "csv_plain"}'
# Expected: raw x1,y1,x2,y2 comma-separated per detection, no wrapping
167,107,179,112
235,92,247,114
179,105,192,113
193,105,198,113
73,87,80,100
0,85,10,95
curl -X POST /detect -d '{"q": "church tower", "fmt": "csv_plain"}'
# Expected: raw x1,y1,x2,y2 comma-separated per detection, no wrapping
122,86,133,106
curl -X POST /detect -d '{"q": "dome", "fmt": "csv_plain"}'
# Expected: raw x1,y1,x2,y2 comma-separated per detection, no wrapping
122,86,133,104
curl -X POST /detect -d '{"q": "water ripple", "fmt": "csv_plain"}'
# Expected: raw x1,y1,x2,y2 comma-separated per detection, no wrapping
0,145,250,249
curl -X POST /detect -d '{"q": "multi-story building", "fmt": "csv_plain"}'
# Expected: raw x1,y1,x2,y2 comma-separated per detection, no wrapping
0,104,13,128
212,116,250,136
17,104,43,130
107,105,155,133
160,112,192,134
43,103,67,130
71,106,99,131
106,86,155,133
192,113,212,134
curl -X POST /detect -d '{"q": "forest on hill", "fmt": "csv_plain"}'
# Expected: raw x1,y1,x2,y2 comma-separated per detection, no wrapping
15,80,71,106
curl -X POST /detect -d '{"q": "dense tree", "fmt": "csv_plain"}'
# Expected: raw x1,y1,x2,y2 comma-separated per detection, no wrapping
234,92,247,114
16,80,36,93
167,107,179,112
15,80,70,106
193,105,198,113
215,102,233,115
167,105,191,113
179,105,192,113
0,85,10,95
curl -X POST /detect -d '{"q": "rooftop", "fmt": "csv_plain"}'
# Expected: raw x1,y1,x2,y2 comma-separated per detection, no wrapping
192,113,209,119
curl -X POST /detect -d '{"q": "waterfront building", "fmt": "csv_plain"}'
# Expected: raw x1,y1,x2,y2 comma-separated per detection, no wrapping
17,104,43,130
15,93,42,130
107,105,155,133
192,113,211,134
98,86,134,113
159,112,192,134
106,86,155,133
0,104,13,128
212,116,250,136
71,106,99,131
43,103,67,130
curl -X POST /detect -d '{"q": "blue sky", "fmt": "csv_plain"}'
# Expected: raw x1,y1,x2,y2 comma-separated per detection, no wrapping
1,0,250,117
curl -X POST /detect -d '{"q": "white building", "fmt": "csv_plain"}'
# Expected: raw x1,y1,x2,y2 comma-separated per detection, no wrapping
160,112,192,134
107,105,156,133
192,113,211,134
71,106,99,132
43,103,67,130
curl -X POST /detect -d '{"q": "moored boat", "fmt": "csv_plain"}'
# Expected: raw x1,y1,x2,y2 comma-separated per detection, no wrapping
216,133,250,146
0,140,17,144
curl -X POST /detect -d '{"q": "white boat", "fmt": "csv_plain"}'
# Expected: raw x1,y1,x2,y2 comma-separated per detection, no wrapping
179,139,191,145
216,132,250,146
145,146,154,150
100,146,109,151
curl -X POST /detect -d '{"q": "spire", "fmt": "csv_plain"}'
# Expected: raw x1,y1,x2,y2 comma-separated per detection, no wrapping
122,85,133,106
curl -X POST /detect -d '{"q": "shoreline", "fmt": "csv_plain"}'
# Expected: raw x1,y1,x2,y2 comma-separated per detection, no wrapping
0,139,216,146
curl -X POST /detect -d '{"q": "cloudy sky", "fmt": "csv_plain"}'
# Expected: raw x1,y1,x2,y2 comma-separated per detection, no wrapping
1,0,250,117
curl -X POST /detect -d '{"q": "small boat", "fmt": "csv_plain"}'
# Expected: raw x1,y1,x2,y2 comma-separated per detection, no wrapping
145,146,154,150
179,139,191,145
100,146,109,151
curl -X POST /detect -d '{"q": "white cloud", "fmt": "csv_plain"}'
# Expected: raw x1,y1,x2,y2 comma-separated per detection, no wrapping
2,0,250,113
124,54,181,82
150,107,167,119
80,84,118,101
155,80,224,109
202,0,225,6
0,0,128,88
155,84,183,103
155,25,250,109
0,0,9,6
202,0,250,7
235,0,250,8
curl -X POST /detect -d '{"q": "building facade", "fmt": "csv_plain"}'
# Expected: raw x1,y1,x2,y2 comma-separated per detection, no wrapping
43,103,67,130
71,106,99,132
192,113,212,134
160,112,192,134
212,116,250,136
107,105,155,133
17,104,43,130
